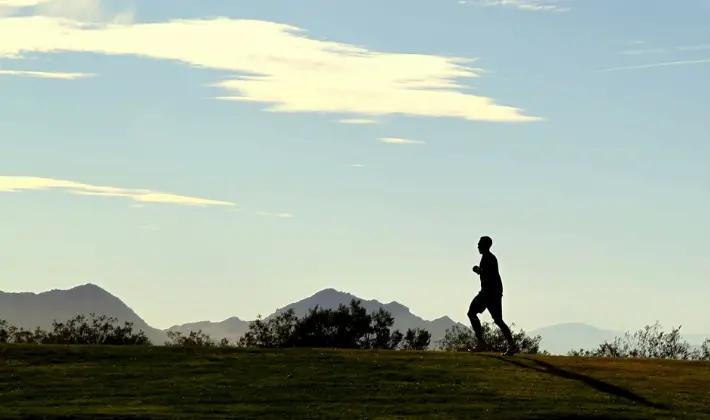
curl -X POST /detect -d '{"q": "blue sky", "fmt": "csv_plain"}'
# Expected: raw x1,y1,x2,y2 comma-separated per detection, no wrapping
1,0,709,334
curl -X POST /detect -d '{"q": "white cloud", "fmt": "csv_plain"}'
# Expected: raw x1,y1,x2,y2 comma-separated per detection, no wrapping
338,118,379,125
0,69,94,79
600,58,710,72
0,15,540,123
377,137,425,145
350,163,366,167
0,0,50,6
0,176,235,207
0,0,132,23
620,48,667,56
620,43,710,56
257,211,294,218
677,44,710,52
459,0,571,12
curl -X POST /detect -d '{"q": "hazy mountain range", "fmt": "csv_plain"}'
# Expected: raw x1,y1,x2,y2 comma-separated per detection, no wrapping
1,284,707,354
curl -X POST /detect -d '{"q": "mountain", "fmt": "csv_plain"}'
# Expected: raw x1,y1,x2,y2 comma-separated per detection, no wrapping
531,322,709,355
269,288,467,343
0,284,167,344
168,288,468,346
166,317,250,343
6,284,704,353
530,323,620,355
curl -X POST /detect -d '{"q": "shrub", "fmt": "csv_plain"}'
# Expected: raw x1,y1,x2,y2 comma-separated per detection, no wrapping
437,323,545,354
0,314,150,345
568,322,710,361
165,330,230,348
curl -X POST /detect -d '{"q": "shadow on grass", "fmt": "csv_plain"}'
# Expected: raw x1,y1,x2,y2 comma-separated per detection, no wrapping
482,355,668,410
525,416,642,420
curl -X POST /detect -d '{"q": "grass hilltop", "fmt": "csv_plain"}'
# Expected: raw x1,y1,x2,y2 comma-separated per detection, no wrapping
1,345,709,419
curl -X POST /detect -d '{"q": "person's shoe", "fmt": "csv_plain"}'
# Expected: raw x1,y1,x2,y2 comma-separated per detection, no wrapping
501,345,518,356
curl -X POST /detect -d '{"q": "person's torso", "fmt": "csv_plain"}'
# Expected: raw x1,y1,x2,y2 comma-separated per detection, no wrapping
479,253,503,293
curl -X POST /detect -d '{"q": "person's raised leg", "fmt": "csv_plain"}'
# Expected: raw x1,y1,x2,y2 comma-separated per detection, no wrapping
467,292,489,351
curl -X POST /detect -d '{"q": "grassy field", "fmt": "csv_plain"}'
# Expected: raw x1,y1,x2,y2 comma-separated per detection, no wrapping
1,345,709,419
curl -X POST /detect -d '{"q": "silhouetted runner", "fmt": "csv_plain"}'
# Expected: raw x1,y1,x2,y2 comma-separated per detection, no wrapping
467,236,518,356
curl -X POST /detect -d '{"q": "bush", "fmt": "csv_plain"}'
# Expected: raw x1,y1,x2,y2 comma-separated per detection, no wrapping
165,330,230,348
0,314,150,345
568,322,710,361
437,323,546,354
237,299,429,350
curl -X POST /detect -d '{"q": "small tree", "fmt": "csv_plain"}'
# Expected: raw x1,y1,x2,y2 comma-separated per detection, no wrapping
237,299,424,350
237,310,300,348
700,339,710,360
400,328,432,350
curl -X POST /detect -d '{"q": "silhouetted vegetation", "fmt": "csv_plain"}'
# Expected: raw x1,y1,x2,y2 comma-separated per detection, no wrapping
4,311,707,362
237,299,424,350
0,300,432,350
0,314,150,345
401,328,432,350
568,322,710,361
438,323,546,354
165,330,231,348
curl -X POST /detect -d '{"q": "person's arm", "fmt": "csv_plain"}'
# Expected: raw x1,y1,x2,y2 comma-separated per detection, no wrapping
473,256,484,275
474,254,491,276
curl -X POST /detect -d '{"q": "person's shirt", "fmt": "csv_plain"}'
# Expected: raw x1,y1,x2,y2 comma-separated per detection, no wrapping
479,252,503,294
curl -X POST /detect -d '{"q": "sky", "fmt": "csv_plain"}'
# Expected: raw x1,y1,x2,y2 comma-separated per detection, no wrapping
1,0,709,334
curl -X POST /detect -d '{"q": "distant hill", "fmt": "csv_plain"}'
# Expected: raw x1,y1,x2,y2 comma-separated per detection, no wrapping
4,284,706,352
169,288,468,346
270,288,467,343
0,284,167,344
531,322,709,355
166,317,250,343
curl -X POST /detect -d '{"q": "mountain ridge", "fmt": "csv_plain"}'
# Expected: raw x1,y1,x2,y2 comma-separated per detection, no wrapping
168,287,468,344
0,283,168,344
3,284,707,352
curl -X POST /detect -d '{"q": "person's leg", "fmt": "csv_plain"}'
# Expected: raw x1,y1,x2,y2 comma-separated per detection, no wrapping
467,292,488,349
486,293,517,354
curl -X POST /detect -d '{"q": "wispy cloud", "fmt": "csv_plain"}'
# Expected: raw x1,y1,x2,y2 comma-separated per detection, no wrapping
620,43,710,56
620,48,668,56
0,176,235,207
678,44,710,52
377,137,425,145
338,118,379,125
459,0,571,12
0,0,49,6
0,14,541,123
0,69,94,79
600,59,710,73
0,0,133,23
350,163,366,167
257,211,294,218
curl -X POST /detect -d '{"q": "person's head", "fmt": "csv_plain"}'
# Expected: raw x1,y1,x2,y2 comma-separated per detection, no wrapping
478,236,493,254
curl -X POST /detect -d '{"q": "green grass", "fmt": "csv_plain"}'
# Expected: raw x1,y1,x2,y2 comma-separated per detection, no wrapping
1,345,709,419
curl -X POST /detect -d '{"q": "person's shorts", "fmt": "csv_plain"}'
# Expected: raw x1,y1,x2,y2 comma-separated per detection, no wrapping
468,290,504,321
